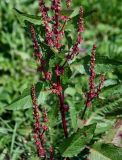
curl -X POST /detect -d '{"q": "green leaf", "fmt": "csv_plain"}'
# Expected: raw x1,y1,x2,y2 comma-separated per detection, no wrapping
83,55,122,74
67,100,77,130
48,104,59,128
86,98,122,134
102,79,118,88
61,7,97,18
61,9,76,17
59,124,96,157
89,116,114,135
95,64,117,74
87,97,122,124
6,91,32,110
98,98,122,117
101,83,122,99
103,121,122,147
61,66,72,85
5,82,49,110
69,7,80,18
14,8,42,27
88,143,122,160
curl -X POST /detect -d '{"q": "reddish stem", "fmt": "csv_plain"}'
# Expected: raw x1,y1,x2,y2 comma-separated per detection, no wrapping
57,76,68,138
50,146,54,160
58,93,68,138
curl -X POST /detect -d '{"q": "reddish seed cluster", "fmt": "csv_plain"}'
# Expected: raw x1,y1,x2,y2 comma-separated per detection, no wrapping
30,25,47,75
96,74,105,96
66,7,84,61
66,0,71,8
63,104,69,112
39,0,71,50
31,86,55,158
39,0,54,47
30,25,53,83
66,34,83,61
52,0,64,49
51,83,62,95
85,45,105,107
43,107,48,123
37,59,46,72
55,64,64,76
89,44,97,95
31,85,46,157
50,146,54,160
31,85,50,158
30,25,42,60
44,71,52,81
78,7,84,33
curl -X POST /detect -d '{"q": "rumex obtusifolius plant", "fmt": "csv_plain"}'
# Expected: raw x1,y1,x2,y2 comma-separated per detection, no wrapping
30,0,104,159
12,0,122,159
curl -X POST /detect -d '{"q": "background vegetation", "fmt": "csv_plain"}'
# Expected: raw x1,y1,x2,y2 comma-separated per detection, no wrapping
0,0,122,159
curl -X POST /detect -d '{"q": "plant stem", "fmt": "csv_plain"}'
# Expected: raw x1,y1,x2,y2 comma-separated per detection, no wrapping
81,105,87,120
60,20,67,32
58,93,68,138
57,77,70,160
57,76,68,138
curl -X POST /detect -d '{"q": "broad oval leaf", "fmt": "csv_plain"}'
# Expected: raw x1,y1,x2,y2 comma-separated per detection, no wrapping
59,123,96,157
88,142,122,160
14,8,42,27
5,82,49,110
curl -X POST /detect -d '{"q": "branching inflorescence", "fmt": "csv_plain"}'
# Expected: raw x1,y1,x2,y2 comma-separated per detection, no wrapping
30,0,104,159
81,45,105,119
31,85,47,158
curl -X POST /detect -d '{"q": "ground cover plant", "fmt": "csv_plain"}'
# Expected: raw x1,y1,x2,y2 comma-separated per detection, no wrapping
0,0,122,160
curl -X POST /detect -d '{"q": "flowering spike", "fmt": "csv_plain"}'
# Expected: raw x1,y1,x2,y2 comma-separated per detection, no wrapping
84,45,97,108
55,64,64,76
43,107,48,123
89,44,97,95
51,0,62,49
51,83,62,95
30,25,42,60
78,7,84,33
96,74,105,96
39,0,54,46
66,0,71,8
31,85,46,157
50,146,54,160
44,71,52,81
65,7,84,63
81,45,104,119
42,125,49,131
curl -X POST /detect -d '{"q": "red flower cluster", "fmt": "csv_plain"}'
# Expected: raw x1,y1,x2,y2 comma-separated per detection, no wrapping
39,0,54,47
78,7,84,33
31,85,46,157
51,83,62,95
30,25,53,83
66,7,84,61
55,64,64,76
31,85,49,157
39,0,71,50
49,146,54,160
30,25,42,60
52,0,62,48
96,74,105,96
89,44,97,95
44,71,52,81
43,107,48,123
66,0,71,8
